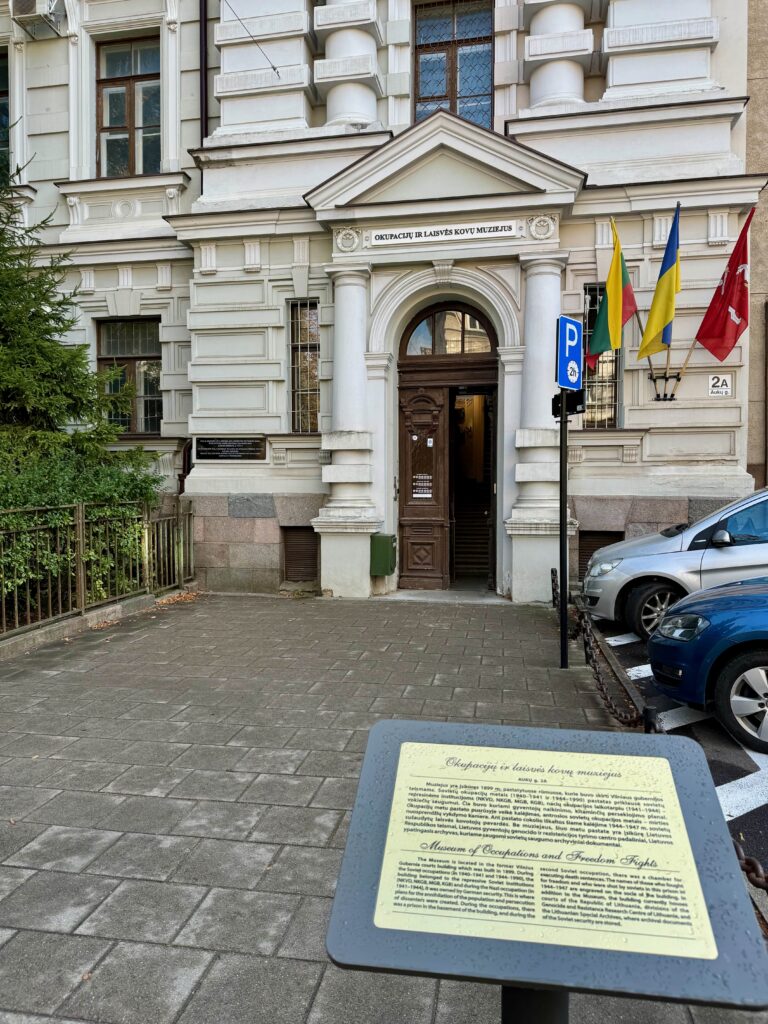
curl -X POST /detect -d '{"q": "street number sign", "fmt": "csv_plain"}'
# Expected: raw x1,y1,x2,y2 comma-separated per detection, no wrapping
556,316,584,392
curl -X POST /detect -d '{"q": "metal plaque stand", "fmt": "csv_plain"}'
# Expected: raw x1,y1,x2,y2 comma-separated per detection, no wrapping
503,985,569,1023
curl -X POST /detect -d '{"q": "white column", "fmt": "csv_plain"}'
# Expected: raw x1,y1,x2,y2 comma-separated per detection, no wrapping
527,2,588,108
506,253,575,603
313,265,382,598
315,0,381,127
497,345,524,598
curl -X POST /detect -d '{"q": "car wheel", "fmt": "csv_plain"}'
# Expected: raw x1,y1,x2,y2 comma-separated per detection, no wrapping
713,650,768,754
625,582,682,640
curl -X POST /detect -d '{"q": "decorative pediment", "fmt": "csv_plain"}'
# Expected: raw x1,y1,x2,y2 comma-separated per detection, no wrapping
305,110,585,220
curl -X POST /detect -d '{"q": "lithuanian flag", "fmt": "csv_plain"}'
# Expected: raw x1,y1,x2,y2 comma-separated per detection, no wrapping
637,204,681,361
586,219,638,370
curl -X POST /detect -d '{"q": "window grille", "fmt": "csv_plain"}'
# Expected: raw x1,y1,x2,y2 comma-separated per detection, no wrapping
283,527,319,582
0,50,8,181
413,0,493,129
583,284,621,430
290,300,320,433
97,38,161,178
98,320,162,435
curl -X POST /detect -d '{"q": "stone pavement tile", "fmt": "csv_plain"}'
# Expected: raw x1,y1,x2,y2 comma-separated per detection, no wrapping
241,773,322,806
291,729,353,751
169,770,254,802
269,694,326,709
244,709,339,729
172,838,278,889
119,703,190,722
66,719,132,740
60,941,212,1024
0,822,47,862
571,994,692,1023
86,832,200,880
24,792,125,828
311,777,359,810
530,706,589,726
0,870,119,932
344,731,369,753
0,758,61,786
328,811,351,850
117,741,191,766
333,712,391,731
174,888,298,954
6,826,121,873
0,867,32,900
226,725,297,748
76,878,206,943
171,744,246,770
103,765,193,797
296,751,364,778
231,747,308,774
0,931,110,1015
259,846,342,898
118,720,189,741
434,980,499,1024
689,1009,768,1024
96,796,193,835
178,953,322,1024
51,738,133,762
0,1013,83,1023
175,723,242,745
172,800,265,839
249,806,342,846
0,735,78,758
0,787,59,820
170,706,231,724
276,896,332,961
43,761,130,792
5,715,85,738
307,965,437,1024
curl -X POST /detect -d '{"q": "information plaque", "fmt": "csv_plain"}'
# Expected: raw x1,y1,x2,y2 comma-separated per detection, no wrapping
195,437,266,461
327,721,768,1010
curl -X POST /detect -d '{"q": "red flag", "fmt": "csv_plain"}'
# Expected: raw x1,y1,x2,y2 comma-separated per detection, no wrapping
696,208,755,362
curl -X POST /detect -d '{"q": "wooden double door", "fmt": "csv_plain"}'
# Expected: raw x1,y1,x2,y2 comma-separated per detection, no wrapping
398,383,496,590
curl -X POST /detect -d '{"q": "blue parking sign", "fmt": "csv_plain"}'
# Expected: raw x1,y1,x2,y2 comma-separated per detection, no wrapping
556,315,583,391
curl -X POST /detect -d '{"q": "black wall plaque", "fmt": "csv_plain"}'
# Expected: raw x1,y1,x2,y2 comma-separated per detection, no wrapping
196,437,266,461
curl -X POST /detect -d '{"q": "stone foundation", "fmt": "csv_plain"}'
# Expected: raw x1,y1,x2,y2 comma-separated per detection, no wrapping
192,494,325,593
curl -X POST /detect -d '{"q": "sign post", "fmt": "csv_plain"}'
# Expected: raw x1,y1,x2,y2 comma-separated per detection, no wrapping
555,316,584,670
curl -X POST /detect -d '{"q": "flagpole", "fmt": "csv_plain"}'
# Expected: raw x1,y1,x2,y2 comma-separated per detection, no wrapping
634,310,660,400
669,340,696,400
663,341,672,400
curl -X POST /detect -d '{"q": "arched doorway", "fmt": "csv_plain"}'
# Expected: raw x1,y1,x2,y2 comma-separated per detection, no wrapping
398,303,498,590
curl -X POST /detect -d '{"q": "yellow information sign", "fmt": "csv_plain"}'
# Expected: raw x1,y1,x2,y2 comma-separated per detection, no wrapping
374,742,717,959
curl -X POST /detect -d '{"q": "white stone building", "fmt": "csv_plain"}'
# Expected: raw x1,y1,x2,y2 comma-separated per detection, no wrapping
1,0,764,601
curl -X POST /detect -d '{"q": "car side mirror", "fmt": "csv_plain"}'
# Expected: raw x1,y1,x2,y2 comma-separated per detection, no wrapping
711,529,733,547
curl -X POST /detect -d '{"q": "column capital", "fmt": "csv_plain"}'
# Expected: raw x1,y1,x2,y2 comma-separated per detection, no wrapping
323,263,371,283
519,251,570,275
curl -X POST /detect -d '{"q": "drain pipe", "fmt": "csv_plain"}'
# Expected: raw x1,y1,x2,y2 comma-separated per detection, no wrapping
199,0,208,147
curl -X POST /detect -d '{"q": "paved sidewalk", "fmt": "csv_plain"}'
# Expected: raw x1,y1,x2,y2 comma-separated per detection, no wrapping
0,594,763,1024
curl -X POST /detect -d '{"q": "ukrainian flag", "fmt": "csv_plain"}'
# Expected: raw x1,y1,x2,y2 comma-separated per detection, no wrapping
638,204,681,361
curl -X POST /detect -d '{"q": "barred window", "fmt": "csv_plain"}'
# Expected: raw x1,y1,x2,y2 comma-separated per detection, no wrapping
0,50,8,181
583,284,621,430
290,300,320,433
413,1,493,129
97,38,161,178
98,320,162,435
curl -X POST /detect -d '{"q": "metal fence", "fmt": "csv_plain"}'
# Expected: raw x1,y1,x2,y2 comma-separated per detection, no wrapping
0,501,193,639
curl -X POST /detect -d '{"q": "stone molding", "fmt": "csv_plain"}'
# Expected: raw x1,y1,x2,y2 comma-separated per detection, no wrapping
55,172,189,243
214,65,312,99
314,1,382,45
524,28,594,69
603,18,719,55
214,11,309,45
321,431,373,452
504,517,578,537
313,55,384,98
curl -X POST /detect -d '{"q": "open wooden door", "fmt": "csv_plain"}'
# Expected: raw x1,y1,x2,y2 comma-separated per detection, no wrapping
398,387,450,589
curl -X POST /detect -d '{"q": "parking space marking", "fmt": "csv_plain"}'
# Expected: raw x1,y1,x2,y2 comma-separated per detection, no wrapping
717,768,768,820
605,632,642,647
626,664,654,680
656,706,711,731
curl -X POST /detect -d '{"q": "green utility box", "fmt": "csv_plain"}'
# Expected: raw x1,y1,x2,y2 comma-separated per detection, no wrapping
370,533,397,576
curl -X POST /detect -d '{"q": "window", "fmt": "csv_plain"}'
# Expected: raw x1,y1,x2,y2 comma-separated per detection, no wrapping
403,306,493,357
414,0,493,129
97,38,161,178
583,284,621,430
290,300,320,433
0,49,8,181
98,320,162,435
721,499,768,546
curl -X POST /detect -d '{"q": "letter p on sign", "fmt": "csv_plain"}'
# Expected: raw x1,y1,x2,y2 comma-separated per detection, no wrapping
556,315,584,391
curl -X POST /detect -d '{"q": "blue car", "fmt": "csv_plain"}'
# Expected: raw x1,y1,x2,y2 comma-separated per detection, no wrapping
648,576,768,753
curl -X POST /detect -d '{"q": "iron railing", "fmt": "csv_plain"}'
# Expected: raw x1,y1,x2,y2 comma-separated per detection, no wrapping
0,500,193,638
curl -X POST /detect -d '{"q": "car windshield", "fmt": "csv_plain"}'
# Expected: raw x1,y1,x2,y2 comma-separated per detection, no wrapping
659,488,768,539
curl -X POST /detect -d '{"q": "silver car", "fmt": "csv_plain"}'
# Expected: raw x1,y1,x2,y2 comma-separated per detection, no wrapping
582,488,768,639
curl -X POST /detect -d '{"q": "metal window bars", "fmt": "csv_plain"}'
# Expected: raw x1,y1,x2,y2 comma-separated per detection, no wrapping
290,300,320,433
583,284,621,430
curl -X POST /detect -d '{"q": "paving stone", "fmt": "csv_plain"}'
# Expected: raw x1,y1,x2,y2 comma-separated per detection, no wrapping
50,738,133,761
311,777,360,810
241,773,322,806
42,761,131,792
99,796,193,834
118,741,191,766
5,826,121,873
276,896,333,961
231,748,308,774
77,878,206,942
249,806,342,846
24,792,125,828
178,953,322,1024
169,770,254,802
296,751,364,778
307,965,437,1024
173,838,278,889
175,723,243,745
0,870,119,932
226,726,298,748
172,800,265,839
0,734,78,758
328,811,351,849
174,888,299,954
289,728,353,751
171,706,232,724
0,787,59,820
119,704,190,722
0,822,47,862
103,765,193,797
0,931,110,1015
0,759,61,786
258,845,342,897
434,980,499,1024
60,941,212,1024
86,832,200,880
570,994,692,1023
0,867,32,901
171,744,246,770
119,720,190,741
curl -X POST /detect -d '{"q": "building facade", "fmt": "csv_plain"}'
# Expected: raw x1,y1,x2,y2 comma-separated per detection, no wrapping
0,0,764,601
